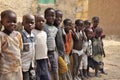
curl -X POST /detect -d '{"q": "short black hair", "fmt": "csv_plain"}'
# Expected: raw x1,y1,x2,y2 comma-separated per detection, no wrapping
75,19,82,25
84,20,91,25
55,10,62,14
92,16,99,21
63,18,71,25
95,27,103,34
75,19,83,27
1,10,16,20
44,7,55,16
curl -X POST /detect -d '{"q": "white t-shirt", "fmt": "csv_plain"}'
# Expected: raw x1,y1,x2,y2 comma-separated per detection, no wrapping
83,40,92,56
32,29,48,60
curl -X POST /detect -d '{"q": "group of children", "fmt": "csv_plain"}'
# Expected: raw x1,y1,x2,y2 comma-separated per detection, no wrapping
0,7,107,80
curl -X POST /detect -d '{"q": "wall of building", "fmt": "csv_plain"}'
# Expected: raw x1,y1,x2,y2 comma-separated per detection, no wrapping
0,0,37,22
88,0,120,35
76,0,88,20
37,0,76,21
0,0,76,22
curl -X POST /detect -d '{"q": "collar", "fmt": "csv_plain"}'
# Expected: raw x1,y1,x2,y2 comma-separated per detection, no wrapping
23,30,34,38
3,29,12,35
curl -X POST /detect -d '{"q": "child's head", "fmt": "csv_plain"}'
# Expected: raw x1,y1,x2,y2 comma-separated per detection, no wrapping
94,27,103,38
75,19,84,31
92,16,99,27
84,20,91,29
44,8,55,25
1,10,17,33
22,14,35,34
63,19,72,33
34,14,45,30
54,10,63,27
85,28,93,40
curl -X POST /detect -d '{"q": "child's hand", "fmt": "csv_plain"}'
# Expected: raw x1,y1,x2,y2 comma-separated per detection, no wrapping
103,54,106,57
48,60,51,71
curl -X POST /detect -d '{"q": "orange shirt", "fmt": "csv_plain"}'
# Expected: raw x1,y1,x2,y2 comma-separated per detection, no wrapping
64,31,73,54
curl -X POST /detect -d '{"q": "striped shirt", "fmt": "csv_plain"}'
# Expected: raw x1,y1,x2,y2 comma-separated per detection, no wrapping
21,30,35,72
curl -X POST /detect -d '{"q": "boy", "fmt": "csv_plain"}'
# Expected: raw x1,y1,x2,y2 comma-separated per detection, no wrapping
92,27,106,76
91,16,105,39
72,19,85,80
80,28,93,79
54,10,68,80
0,10,23,80
63,19,73,80
84,20,91,31
32,14,51,80
21,14,35,80
43,8,59,80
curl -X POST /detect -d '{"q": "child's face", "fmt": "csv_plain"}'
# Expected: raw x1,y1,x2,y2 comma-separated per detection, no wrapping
45,9,55,25
84,22,91,29
92,19,99,27
22,15,35,33
64,20,72,32
86,29,93,39
1,13,17,33
54,11,62,26
35,15,45,30
76,21,83,31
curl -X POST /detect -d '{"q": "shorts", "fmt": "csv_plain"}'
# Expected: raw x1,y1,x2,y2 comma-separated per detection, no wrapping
36,59,51,80
72,49,84,56
64,54,70,65
79,54,88,69
48,51,58,72
58,56,68,74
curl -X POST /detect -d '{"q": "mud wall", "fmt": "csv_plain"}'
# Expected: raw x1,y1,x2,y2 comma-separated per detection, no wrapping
88,0,120,35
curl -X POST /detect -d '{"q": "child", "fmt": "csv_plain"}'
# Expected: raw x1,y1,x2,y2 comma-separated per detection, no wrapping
92,27,106,77
80,28,93,79
91,16,105,39
0,22,2,31
72,19,85,80
63,19,73,80
84,20,91,31
54,10,68,80
32,14,51,80
43,8,59,80
21,14,35,80
0,10,23,80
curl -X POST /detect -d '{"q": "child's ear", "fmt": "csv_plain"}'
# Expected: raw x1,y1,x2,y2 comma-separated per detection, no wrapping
0,20,2,24
22,22,23,25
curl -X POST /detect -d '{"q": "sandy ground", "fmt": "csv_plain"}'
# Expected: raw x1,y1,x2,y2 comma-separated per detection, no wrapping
88,39,120,80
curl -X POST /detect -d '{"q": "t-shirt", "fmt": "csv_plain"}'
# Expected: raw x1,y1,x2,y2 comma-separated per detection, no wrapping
55,27,65,56
64,31,73,54
83,40,92,56
32,29,48,60
43,24,58,51
92,37,104,56
21,30,35,72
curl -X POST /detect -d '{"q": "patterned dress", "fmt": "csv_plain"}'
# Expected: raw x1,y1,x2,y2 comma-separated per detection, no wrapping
0,31,23,80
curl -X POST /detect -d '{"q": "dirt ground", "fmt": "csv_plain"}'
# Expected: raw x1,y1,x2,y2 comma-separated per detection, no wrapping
88,39,120,80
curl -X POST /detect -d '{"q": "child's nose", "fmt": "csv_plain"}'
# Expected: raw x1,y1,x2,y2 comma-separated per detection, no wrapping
11,22,16,26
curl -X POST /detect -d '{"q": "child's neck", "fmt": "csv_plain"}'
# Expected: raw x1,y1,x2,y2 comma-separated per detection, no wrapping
46,22,53,26
3,29,12,35
35,27,42,31
54,23,60,28
25,30,31,35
